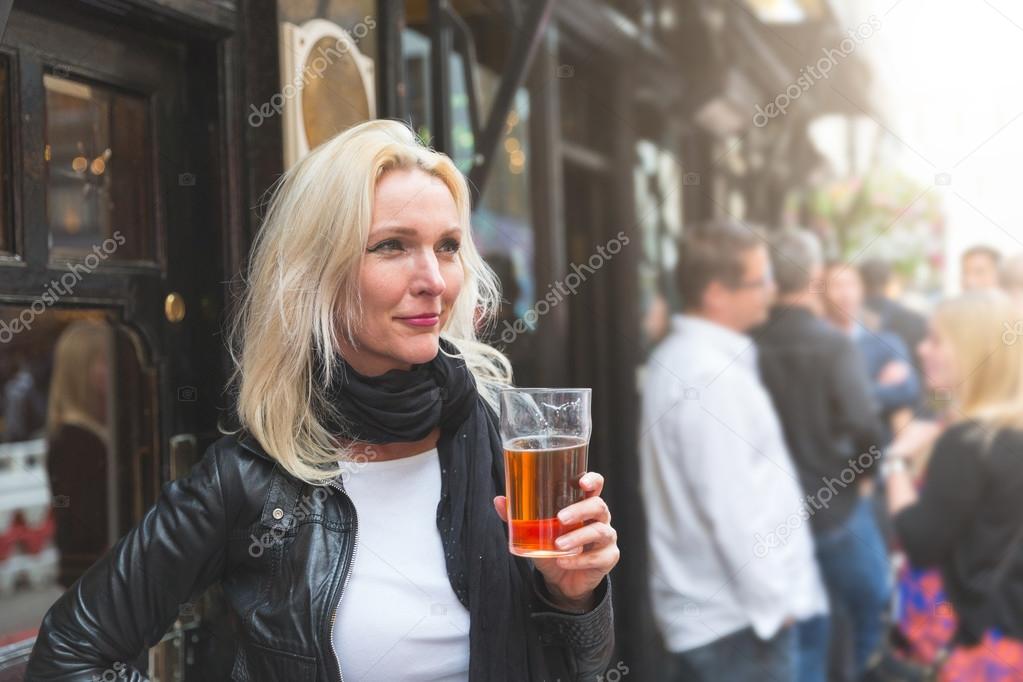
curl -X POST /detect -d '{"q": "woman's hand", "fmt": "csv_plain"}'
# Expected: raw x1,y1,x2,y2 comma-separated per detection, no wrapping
493,472,619,613
889,419,943,461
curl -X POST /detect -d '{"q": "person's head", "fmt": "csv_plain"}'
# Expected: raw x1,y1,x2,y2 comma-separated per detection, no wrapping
999,252,1023,300
822,261,864,328
859,258,892,299
919,291,1023,428
676,218,775,332
769,228,823,309
226,119,510,483
961,245,1002,292
47,320,113,439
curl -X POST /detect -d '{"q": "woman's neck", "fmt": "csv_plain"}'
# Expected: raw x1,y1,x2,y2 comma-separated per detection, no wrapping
345,426,441,462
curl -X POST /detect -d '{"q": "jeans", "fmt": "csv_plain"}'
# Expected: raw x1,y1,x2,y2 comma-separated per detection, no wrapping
796,614,830,682
673,625,796,681
814,494,891,678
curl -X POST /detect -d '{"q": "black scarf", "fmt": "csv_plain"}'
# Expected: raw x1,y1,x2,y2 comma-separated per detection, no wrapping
321,338,547,680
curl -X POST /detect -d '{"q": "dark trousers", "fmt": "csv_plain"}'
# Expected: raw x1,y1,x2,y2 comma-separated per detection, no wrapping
815,495,892,680
672,625,797,681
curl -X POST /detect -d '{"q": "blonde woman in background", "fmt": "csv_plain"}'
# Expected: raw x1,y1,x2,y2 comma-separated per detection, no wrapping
45,320,112,589
27,120,617,681
885,292,1023,680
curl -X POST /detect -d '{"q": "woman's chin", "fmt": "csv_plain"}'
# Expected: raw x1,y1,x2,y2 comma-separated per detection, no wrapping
397,335,441,365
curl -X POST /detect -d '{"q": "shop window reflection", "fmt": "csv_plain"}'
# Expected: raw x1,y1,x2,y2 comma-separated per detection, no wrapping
0,308,153,652
634,139,683,354
0,57,11,256
44,75,153,264
472,85,536,384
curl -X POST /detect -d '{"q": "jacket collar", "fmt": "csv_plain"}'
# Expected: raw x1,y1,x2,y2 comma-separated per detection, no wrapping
237,431,274,462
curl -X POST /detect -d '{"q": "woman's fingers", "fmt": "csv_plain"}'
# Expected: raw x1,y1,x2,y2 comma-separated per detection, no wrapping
555,522,617,552
558,494,611,526
579,471,604,498
493,495,508,522
555,541,620,570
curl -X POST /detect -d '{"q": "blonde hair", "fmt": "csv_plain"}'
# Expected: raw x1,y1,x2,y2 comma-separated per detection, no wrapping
935,291,1023,431
47,320,112,444
223,119,512,483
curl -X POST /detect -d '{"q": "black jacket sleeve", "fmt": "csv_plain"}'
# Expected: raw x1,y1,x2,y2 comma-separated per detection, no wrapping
828,334,886,465
26,442,233,681
530,569,615,680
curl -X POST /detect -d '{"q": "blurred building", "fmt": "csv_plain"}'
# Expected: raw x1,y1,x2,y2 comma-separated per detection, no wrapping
0,0,870,678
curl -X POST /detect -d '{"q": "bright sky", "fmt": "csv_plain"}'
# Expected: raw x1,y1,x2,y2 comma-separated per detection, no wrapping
824,0,1023,292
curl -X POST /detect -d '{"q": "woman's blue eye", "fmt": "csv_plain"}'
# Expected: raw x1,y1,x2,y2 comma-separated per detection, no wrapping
367,237,459,254
367,239,404,253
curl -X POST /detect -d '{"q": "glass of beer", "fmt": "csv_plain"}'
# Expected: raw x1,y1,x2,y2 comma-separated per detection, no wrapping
499,388,591,557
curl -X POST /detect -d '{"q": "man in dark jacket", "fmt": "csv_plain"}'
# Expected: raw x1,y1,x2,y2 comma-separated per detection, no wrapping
753,229,889,682
860,258,928,389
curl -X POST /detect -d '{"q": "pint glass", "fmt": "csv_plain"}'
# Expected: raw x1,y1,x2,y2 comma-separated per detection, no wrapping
499,388,592,557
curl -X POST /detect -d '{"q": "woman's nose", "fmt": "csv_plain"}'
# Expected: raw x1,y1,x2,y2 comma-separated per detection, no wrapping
412,250,446,297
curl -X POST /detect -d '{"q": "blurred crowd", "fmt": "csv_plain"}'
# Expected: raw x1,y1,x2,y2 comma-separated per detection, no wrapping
640,220,1023,682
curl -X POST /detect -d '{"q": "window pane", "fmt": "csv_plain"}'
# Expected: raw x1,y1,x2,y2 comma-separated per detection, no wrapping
0,307,154,651
471,77,537,382
634,139,682,353
44,75,154,264
403,21,433,143
0,57,11,256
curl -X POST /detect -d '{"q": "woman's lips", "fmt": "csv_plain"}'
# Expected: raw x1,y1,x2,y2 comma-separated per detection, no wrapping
396,314,440,327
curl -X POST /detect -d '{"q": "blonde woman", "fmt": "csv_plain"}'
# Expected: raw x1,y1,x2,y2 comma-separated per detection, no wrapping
27,120,618,681
885,292,1023,679
45,320,112,588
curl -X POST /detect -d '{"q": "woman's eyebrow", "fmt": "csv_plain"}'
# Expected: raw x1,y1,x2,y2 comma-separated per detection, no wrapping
369,225,462,238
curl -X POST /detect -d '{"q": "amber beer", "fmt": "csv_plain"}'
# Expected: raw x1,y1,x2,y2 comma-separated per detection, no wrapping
500,388,591,558
504,436,588,556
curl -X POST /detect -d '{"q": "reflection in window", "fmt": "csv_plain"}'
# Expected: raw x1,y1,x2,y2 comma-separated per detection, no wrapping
0,57,11,255
634,140,682,353
471,82,536,383
403,24,433,144
44,75,153,264
0,307,153,653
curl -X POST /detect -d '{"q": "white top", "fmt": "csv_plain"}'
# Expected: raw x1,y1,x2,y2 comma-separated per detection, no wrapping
332,447,471,681
639,315,828,652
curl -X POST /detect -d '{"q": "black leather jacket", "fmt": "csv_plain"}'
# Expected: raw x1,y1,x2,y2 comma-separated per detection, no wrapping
26,433,614,681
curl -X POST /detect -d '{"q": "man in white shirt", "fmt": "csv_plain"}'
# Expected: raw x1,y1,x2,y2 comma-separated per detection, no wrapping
640,219,828,681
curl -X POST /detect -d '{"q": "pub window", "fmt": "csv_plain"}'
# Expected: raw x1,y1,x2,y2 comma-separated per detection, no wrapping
0,56,12,256
43,74,154,265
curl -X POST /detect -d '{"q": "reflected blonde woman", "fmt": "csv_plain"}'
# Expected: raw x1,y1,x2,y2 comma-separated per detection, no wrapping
46,320,112,588
28,120,617,681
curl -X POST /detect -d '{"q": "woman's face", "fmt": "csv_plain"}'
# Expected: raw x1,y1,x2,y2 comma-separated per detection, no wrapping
918,319,960,393
339,168,464,376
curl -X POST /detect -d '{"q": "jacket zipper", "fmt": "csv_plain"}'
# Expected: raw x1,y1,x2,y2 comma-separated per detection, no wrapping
326,479,359,682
